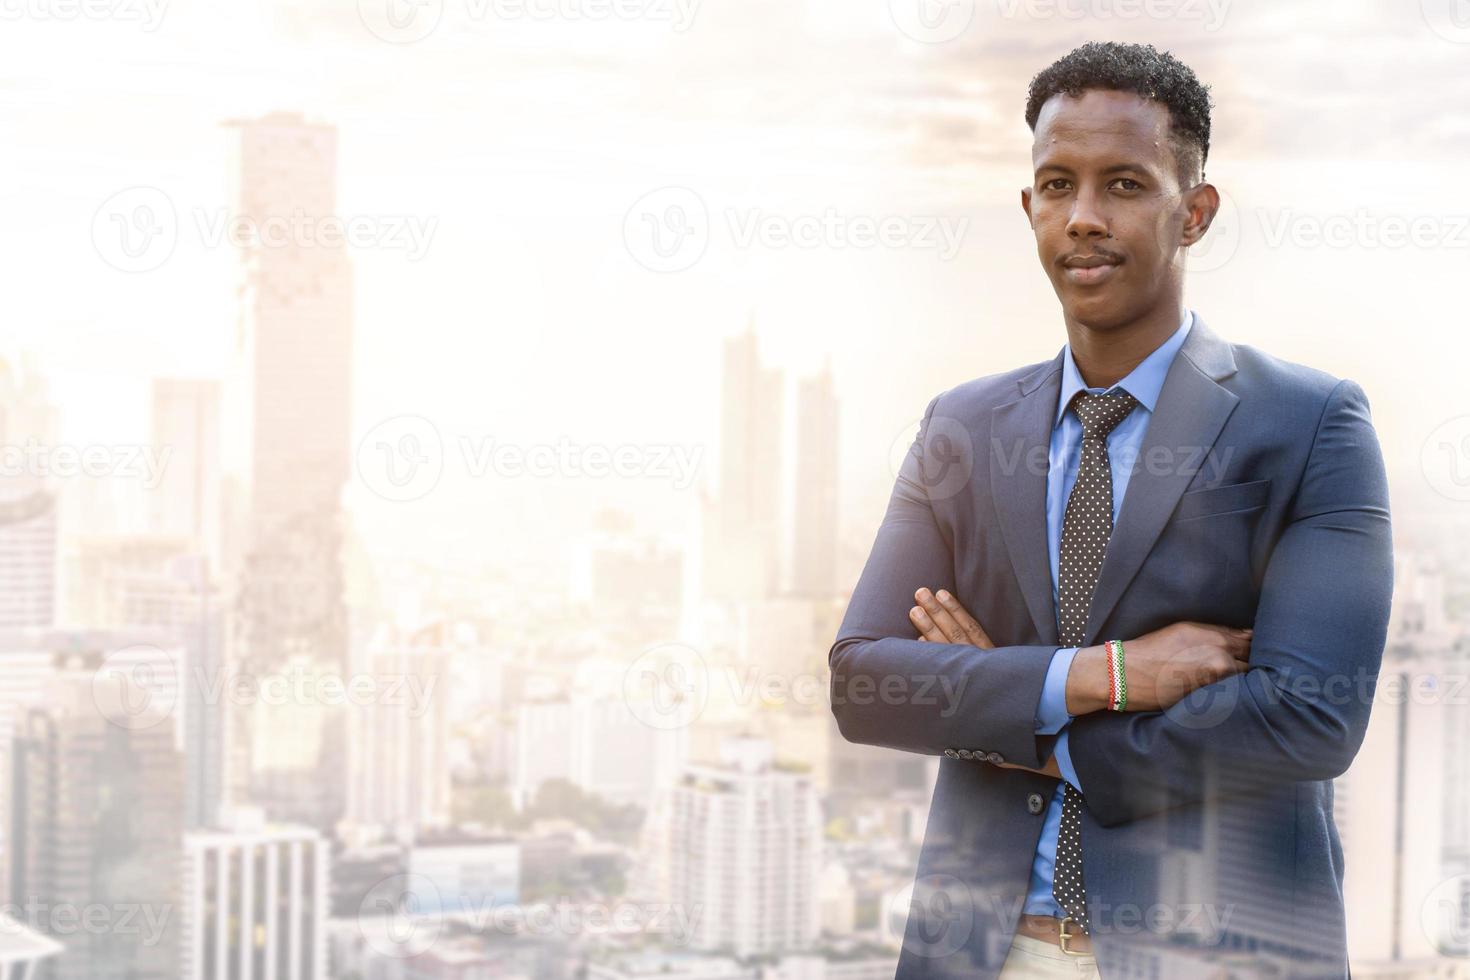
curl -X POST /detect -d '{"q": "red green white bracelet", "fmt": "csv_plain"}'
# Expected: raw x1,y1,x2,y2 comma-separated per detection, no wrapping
1106,639,1127,712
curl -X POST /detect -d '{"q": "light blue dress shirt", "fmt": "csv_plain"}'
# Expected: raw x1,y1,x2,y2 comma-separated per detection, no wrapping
1022,309,1195,916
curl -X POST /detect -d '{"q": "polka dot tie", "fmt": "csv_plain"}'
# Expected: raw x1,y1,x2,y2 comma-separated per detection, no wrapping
1052,387,1139,935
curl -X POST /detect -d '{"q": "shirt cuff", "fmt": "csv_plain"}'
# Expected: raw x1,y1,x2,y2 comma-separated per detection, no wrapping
1035,647,1078,735
1055,729,1082,794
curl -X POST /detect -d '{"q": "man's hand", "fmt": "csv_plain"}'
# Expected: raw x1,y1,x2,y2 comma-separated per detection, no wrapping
910,587,1062,778
908,588,994,648
1066,621,1254,715
908,588,1254,716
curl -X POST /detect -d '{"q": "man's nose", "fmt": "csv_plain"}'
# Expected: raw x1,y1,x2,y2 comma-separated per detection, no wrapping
1066,193,1109,239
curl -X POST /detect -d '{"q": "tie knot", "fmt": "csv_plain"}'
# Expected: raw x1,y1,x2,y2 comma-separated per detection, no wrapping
1071,389,1139,439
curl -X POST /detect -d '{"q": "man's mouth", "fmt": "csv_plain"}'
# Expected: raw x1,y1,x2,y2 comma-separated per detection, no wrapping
1062,255,1122,285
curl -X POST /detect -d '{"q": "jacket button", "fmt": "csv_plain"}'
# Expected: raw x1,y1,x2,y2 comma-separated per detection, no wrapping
1027,792,1045,815
957,749,974,760
943,748,959,759
987,752,1004,764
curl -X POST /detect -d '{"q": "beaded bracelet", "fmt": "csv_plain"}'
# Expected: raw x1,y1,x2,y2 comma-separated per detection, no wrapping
1105,639,1127,712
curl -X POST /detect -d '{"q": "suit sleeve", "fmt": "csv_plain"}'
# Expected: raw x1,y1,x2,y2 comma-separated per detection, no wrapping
829,391,1062,769
1066,379,1394,827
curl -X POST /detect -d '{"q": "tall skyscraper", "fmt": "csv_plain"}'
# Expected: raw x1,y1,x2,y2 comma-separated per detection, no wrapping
0,640,56,908
113,552,227,831
706,321,783,600
0,357,59,631
222,111,355,830
792,361,838,599
9,673,184,980
669,736,820,957
345,624,452,842
149,379,223,574
1338,654,1467,965
181,809,329,980
222,111,354,539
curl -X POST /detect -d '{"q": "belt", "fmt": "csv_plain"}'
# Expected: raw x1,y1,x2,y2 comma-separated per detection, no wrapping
1015,914,1093,956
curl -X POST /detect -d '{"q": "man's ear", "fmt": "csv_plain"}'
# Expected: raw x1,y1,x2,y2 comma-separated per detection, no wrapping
1180,182,1220,247
1020,186,1033,227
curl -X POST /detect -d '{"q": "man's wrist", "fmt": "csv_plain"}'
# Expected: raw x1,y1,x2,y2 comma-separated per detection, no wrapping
1065,644,1112,715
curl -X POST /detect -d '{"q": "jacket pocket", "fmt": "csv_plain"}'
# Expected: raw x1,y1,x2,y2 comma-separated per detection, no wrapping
1172,478,1271,523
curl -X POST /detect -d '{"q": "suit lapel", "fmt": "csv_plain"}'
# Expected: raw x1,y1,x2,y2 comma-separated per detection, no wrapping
988,315,1240,649
1082,314,1240,644
990,351,1065,646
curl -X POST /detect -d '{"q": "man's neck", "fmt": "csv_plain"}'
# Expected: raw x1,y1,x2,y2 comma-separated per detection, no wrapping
1065,304,1187,390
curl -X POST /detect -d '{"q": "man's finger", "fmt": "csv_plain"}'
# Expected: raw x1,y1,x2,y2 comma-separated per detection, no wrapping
936,589,994,649
915,588,970,645
910,605,948,643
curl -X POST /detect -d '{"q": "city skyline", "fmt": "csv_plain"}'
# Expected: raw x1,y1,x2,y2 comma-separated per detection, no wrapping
3,5,1470,978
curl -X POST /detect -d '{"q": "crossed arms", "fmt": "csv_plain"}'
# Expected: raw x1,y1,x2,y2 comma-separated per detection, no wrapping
828,378,1394,827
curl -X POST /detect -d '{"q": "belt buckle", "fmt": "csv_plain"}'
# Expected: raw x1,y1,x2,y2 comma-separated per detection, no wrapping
1057,916,1089,957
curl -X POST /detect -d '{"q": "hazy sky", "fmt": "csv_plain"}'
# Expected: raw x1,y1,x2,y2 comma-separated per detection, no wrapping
6,0,1468,571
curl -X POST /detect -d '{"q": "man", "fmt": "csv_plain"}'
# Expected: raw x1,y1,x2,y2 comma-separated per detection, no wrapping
829,42,1392,980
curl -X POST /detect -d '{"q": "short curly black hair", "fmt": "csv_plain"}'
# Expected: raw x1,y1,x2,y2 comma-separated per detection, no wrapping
1024,41,1214,186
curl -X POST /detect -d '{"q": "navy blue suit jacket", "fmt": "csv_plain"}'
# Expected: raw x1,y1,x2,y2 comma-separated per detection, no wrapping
830,315,1393,979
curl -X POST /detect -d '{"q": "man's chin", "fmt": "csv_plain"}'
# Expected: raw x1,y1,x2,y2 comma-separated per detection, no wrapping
1057,293,1133,330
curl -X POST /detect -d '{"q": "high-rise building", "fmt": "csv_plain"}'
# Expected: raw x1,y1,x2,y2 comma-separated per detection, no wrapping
0,640,56,908
509,694,687,811
181,809,329,980
53,536,226,830
706,322,783,600
0,357,59,631
117,553,226,831
222,110,354,538
222,111,355,830
669,736,820,957
149,379,223,574
792,362,838,599
1339,655,1465,964
345,624,452,842
9,673,183,980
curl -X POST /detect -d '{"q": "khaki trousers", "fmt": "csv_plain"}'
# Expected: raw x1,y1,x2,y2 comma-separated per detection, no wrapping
996,933,1102,979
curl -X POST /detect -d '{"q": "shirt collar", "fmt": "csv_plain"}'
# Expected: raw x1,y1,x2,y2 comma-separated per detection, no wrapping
1054,309,1195,428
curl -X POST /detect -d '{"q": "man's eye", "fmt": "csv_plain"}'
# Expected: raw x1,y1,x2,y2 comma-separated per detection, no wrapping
1043,179,1070,192
1114,178,1141,191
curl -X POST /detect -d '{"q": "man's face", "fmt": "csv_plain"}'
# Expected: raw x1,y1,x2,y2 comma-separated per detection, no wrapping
1021,89,1195,329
